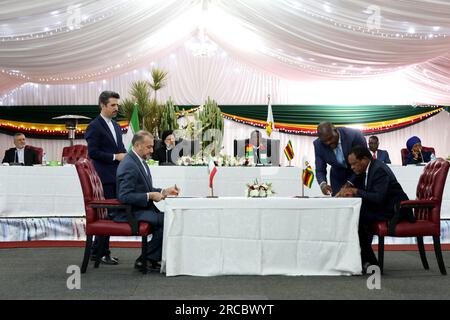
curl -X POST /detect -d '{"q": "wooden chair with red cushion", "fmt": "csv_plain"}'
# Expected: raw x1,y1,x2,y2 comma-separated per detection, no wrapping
372,158,449,275
75,158,151,274
62,144,88,164
25,145,43,163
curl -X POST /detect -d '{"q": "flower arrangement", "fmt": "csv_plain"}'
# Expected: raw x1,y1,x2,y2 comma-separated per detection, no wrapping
177,154,248,166
245,179,275,198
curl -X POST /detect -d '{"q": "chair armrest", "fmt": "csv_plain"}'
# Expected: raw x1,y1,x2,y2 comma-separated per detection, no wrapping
400,199,436,209
88,199,139,236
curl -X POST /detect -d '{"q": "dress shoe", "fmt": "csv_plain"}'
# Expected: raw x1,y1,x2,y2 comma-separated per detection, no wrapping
134,259,161,272
90,255,119,265
362,262,379,275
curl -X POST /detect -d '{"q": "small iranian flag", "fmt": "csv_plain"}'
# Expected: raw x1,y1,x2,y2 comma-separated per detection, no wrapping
122,102,140,151
208,156,217,189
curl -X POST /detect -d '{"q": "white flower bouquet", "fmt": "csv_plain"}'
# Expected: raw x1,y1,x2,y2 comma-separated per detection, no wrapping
245,179,275,197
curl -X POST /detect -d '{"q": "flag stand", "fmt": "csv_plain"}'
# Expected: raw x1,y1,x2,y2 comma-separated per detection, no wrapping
295,168,309,198
207,185,218,198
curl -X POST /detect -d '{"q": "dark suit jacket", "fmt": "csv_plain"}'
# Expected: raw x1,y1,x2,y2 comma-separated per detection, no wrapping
314,127,367,195
374,149,391,164
2,147,39,166
405,150,432,165
114,151,162,222
356,159,410,224
84,115,126,185
152,142,183,165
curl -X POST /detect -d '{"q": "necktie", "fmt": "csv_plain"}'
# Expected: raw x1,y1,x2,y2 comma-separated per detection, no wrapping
373,151,377,160
142,160,151,177
335,144,345,166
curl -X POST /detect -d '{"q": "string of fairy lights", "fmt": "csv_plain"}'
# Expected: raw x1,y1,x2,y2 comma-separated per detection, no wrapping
222,107,443,136
283,0,450,39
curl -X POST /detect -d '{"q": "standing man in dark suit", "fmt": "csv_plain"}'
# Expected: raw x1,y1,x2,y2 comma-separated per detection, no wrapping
339,146,413,273
115,130,179,271
2,133,40,166
313,122,367,196
85,91,127,265
368,136,391,164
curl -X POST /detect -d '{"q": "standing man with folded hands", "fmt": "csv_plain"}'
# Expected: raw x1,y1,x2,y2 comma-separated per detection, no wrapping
85,90,127,265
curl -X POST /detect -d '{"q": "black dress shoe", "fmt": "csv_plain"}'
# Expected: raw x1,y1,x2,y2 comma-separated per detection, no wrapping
92,255,119,265
134,259,161,272
362,262,379,275
91,255,119,263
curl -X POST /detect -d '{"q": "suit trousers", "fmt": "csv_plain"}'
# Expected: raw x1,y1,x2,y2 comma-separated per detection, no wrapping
359,203,394,266
136,210,165,262
91,183,116,257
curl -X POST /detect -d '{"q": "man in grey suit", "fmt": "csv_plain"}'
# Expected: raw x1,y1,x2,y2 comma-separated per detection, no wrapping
115,130,180,271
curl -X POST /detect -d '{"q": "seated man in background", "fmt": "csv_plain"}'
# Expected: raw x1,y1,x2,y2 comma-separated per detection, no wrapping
116,130,180,271
337,146,414,273
247,130,268,165
152,130,182,165
2,133,40,166
368,135,391,164
405,136,434,165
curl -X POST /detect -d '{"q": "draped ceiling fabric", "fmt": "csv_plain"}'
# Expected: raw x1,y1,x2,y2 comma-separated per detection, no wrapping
1,0,450,104
0,1,450,164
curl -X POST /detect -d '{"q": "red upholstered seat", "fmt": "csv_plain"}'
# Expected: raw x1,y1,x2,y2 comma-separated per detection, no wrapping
372,158,449,275
62,144,88,164
25,145,43,163
75,158,151,273
401,146,435,166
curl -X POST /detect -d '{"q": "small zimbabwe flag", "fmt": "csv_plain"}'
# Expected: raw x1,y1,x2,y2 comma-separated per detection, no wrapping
303,161,314,188
284,140,294,161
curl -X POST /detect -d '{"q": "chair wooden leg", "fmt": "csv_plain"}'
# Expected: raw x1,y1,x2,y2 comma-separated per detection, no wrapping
81,235,93,273
141,235,148,274
417,236,430,270
433,236,447,275
94,236,105,268
378,236,384,274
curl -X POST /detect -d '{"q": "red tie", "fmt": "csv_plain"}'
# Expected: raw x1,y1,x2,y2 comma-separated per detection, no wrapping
373,152,377,160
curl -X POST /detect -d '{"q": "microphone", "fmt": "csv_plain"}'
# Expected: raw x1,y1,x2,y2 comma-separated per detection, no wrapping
419,149,424,164
253,145,260,164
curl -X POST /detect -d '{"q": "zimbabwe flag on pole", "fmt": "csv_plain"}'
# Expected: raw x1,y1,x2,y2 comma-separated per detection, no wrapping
302,161,314,188
284,140,294,161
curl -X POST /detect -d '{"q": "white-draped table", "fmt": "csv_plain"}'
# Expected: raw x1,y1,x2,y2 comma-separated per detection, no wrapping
0,164,449,218
161,197,362,276
0,165,85,218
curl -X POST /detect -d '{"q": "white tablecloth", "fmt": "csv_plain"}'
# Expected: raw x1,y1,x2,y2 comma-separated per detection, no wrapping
0,166,85,217
1,164,449,218
152,165,450,218
161,197,362,276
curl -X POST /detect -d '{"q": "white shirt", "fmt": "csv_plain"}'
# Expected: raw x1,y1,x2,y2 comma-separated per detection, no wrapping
100,113,118,145
364,161,372,189
132,149,164,199
132,149,150,176
16,147,25,164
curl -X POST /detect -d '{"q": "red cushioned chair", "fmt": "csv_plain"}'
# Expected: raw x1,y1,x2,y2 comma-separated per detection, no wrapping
62,144,87,164
401,147,435,166
75,158,151,274
373,158,449,275
25,145,43,163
